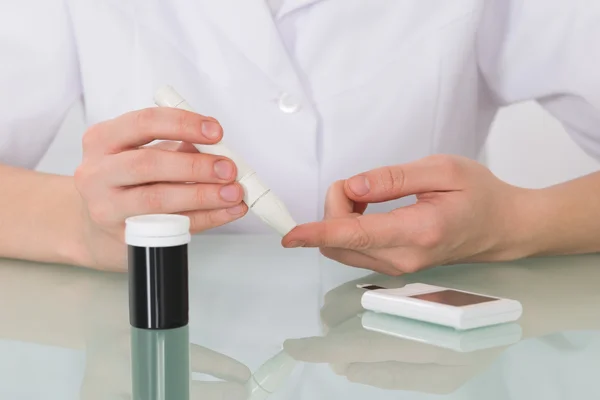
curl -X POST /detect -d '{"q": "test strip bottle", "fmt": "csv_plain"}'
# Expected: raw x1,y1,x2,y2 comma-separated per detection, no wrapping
125,214,191,329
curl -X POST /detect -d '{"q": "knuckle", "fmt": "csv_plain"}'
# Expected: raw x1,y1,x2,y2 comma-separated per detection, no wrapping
73,164,90,192
387,267,405,277
427,154,464,183
175,109,201,136
134,107,159,131
205,209,224,228
377,166,405,195
414,225,444,249
188,154,205,179
130,150,158,180
392,253,427,274
346,218,372,249
187,212,205,232
192,185,209,207
190,210,224,232
74,162,100,194
138,186,165,212
326,179,345,197
82,123,103,151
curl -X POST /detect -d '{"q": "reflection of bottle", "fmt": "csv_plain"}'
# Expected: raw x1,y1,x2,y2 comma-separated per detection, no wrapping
361,311,522,352
125,214,192,400
246,350,298,400
131,326,190,400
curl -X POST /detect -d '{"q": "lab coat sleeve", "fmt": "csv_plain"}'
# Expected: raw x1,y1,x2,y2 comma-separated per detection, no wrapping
0,1,82,169
477,0,600,160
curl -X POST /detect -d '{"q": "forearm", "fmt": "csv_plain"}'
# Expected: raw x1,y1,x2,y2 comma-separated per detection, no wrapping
0,164,85,265
521,170,600,257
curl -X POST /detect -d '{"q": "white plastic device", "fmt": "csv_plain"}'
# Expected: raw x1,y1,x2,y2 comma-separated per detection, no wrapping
358,283,523,330
361,311,523,352
153,85,298,237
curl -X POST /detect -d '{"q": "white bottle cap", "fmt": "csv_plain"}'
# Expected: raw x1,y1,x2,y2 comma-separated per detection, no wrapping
125,214,191,248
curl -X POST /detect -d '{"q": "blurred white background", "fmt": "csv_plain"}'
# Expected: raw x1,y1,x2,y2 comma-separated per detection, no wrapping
36,100,600,187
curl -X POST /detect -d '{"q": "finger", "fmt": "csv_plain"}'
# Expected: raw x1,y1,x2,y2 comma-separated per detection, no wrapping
104,148,237,186
183,204,248,233
115,182,245,218
320,247,399,276
191,381,247,400
83,107,223,156
324,180,367,219
344,155,468,203
190,344,251,383
345,361,475,394
283,213,401,249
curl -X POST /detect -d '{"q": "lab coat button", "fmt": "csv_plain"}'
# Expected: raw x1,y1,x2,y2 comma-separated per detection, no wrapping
277,92,301,114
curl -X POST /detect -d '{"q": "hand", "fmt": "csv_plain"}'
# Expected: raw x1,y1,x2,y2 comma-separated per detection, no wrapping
74,108,248,271
283,155,533,275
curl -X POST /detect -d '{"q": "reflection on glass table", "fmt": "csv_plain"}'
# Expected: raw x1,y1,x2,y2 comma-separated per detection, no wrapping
360,311,523,353
285,254,600,395
0,255,299,400
1,235,600,400
129,325,296,400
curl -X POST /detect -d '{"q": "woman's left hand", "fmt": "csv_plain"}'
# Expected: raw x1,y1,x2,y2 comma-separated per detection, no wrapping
283,154,538,275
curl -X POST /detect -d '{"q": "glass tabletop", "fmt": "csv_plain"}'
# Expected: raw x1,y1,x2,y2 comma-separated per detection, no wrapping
0,234,599,400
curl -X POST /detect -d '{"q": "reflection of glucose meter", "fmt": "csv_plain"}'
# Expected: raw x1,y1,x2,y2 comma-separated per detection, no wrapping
358,283,522,330
361,311,522,352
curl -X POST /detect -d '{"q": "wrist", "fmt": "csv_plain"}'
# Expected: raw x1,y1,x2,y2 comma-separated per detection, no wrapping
488,185,552,261
510,187,552,258
44,176,89,267
499,184,582,260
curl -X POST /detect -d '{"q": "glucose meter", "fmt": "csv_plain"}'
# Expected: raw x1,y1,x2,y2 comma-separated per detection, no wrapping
358,283,522,330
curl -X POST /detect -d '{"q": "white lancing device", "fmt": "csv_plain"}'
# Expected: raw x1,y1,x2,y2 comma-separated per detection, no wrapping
153,85,298,237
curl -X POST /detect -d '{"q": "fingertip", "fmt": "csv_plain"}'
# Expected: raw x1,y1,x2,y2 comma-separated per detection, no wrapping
225,202,247,217
201,120,223,142
214,158,238,181
281,224,310,248
345,175,371,198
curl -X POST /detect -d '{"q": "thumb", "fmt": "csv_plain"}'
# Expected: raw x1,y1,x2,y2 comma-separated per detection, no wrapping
344,155,466,203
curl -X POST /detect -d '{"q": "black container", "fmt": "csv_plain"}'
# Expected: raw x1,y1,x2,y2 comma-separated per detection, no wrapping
128,244,189,329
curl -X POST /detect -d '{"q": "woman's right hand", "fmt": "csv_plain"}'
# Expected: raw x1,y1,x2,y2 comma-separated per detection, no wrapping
73,107,248,271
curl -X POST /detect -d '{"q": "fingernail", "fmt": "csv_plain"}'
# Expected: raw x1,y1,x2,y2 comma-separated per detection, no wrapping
226,204,245,215
348,176,370,196
286,241,305,248
219,184,240,202
214,160,234,180
201,121,221,140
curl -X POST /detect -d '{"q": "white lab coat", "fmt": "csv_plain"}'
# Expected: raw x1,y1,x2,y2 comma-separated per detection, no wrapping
1,0,599,233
